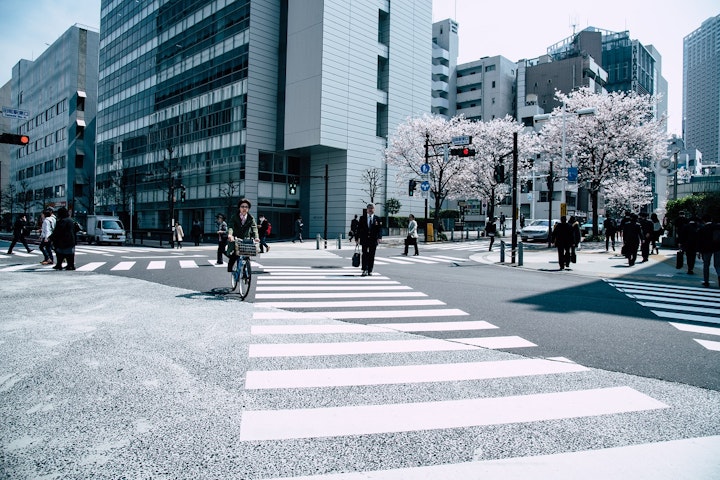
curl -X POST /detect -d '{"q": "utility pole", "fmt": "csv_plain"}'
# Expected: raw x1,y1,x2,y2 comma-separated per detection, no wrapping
511,132,518,264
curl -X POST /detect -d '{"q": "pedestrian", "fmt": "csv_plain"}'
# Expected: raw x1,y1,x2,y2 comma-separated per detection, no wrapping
638,212,654,262
216,214,228,265
292,216,303,243
673,211,688,245
519,213,525,229
190,220,202,246
39,207,56,265
356,203,382,276
697,214,720,288
569,215,581,259
172,220,184,249
650,213,663,255
402,214,419,256
50,207,79,270
226,198,259,273
604,216,616,251
6,213,33,254
621,213,643,266
551,216,573,271
499,213,506,235
348,214,359,242
258,214,271,253
485,217,497,251
678,216,700,275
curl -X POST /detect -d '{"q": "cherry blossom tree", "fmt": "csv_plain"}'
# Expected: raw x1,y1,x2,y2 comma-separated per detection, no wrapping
384,113,474,234
602,173,653,216
538,88,667,235
455,116,538,219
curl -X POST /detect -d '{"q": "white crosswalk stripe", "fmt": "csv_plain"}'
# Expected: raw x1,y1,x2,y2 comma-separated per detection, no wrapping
373,254,466,265
234,267,689,477
605,279,720,351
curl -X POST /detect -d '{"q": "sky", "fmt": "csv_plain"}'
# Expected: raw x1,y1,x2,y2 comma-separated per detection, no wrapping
0,0,717,136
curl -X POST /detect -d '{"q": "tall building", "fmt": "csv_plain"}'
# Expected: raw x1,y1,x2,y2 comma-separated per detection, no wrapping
1,81,11,227
683,14,720,166
96,0,432,239
431,19,458,117
7,25,99,223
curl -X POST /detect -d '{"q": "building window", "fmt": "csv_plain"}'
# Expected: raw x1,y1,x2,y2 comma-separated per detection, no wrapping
485,65,496,72
75,154,84,168
492,81,496,88
55,185,65,197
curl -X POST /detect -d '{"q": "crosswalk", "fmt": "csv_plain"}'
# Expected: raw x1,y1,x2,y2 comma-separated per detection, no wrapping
238,267,695,477
605,279,720,352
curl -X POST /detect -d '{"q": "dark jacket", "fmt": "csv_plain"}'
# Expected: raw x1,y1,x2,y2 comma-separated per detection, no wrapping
51,217,79,250
357,214,382,246
622,220,643,248
229,213,259,240
552,222,573,248
679,220,699,252
697,222,720,253
12,217,28,238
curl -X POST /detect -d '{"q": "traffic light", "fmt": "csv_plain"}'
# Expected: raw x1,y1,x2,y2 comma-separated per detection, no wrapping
408,179,417,196
450,147,476,157
493,165,505,182
0,133,30,145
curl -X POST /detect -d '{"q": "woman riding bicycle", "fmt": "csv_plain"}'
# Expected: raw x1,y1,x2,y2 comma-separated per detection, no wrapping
226,198,259,273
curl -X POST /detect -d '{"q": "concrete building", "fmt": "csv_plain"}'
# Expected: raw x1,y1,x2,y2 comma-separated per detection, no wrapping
456,56,516,122
96,0,432,240
7,25,99,225
1,81,11,228
683,14,720,166
431,19,458,118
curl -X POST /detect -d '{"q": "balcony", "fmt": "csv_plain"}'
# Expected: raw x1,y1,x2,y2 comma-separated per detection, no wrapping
456,90,482,104
432,81,449,94
432,64,449,79
431,97,450,110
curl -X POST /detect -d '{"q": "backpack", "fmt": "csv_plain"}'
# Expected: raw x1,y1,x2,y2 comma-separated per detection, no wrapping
266,221,272,235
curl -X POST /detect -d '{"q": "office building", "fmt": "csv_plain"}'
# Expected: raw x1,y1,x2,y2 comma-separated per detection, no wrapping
96,0,432,239
431,19,458,118
683,14,720,165
7,25,99,224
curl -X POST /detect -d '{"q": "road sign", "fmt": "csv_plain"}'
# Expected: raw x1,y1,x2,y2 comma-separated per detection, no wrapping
420,181,430,192
451,135,472,146
567,167,578,182
420,163,431,174
420,190,429,199
2,106,29,119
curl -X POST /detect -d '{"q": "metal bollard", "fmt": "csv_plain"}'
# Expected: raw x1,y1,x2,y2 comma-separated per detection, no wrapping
500,240,506,263
337,235,342,249
316,234,321,249
518,242,523,266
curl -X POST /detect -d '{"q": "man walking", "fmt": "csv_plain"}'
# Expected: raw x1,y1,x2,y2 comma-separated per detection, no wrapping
551,216,573,271
356,203,382,276
6,213,33,254
216,214,228,265
638,212,654,262
39,207,56,265
698,214,720,288
258,214,271,253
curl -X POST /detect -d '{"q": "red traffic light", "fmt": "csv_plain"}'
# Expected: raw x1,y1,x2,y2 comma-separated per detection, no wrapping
450,146,476,157
0,133,30,145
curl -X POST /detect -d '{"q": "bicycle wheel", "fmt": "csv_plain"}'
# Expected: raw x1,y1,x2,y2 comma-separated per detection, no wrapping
237,257,252,299
230,257,241,291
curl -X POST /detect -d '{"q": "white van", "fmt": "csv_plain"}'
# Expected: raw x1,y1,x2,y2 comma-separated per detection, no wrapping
86,215,126,245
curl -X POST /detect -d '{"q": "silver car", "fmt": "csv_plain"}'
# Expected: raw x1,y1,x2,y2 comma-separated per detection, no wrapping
520,219,557,242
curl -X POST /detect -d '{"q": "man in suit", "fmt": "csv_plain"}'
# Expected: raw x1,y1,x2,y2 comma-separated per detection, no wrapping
356,203,382,276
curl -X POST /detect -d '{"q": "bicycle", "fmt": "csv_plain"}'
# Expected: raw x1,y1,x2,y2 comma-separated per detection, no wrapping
230,238,257,299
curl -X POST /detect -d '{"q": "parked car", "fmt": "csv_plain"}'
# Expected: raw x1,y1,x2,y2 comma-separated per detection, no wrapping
520,219,558,242
581,216,605,236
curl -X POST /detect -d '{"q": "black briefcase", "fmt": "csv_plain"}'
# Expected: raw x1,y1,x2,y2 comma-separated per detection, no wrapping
676,251,683,269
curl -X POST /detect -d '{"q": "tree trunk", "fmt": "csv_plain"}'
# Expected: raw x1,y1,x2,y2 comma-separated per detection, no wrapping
590,189,599,236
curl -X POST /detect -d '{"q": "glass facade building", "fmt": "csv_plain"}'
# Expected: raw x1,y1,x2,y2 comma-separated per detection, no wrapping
683,14,720,165
97,0,431,238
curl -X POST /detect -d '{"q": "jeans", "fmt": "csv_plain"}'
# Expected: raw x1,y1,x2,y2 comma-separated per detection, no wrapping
40,240,54,262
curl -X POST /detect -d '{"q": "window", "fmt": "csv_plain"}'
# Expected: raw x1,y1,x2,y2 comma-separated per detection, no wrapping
492,81,496,88
55,185,65,197
44,160,54,173
485,65,496,72
75,154,84,168
55,155,66,169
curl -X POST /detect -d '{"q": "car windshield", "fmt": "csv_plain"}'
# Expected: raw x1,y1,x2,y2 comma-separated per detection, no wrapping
101,220,123,229
527,220,549,227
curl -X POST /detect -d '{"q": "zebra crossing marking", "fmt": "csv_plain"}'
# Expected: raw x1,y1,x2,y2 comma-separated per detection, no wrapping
238,386,668,441
76,262,105,271
111,261,135,271
668,322,720,336
252,299,446,309
250,320,497,335
252,309,468,320
244,358,589,390
179,260,199,268
254,291,428,299
147,260,165,270
694,339,720,351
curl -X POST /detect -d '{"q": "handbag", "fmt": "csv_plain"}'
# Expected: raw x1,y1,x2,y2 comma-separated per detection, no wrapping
571,252,577,263
676,250,683,269
352,245,361,267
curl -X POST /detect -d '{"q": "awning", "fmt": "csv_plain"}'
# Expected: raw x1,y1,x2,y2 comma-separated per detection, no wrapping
77,90,87,98
76,119,86,127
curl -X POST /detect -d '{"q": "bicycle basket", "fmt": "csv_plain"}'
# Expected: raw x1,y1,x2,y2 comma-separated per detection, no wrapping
235,239,258,256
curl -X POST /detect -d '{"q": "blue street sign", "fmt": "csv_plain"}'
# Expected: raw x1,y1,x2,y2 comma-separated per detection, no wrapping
420,181,431,192
420,163,431,174
567,167,578,182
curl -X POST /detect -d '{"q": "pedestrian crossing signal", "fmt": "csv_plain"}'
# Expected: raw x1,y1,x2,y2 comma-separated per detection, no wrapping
0,133,30,145
408,179,417,196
